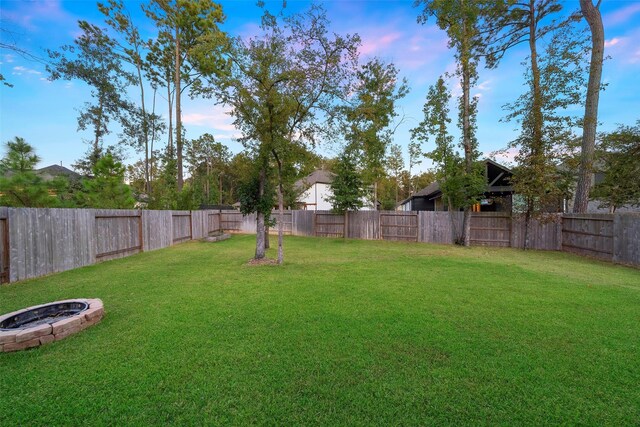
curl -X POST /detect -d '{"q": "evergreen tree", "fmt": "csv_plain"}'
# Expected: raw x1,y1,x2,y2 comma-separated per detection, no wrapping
327,151,366,214
144,0,226,192
82,153,135,208
0,137,67,207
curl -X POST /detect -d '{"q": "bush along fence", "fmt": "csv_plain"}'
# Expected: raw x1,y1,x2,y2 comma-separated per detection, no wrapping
0,207,638,283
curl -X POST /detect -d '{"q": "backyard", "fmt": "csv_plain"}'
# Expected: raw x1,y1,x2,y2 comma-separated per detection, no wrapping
1,235,639,425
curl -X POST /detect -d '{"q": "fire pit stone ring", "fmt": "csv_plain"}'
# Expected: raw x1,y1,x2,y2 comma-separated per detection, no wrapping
0,299,104,352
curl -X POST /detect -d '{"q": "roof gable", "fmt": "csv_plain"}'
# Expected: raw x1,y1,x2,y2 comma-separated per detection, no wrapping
294,169,335,190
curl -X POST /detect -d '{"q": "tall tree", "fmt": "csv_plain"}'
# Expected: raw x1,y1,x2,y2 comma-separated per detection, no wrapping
98,0,159,194
485,1,586,247
209,5,359,263
573,0,604,213
412,77,484,241
415,0,487,246
144,0,226,192
343,58,408,207
47,21,136,174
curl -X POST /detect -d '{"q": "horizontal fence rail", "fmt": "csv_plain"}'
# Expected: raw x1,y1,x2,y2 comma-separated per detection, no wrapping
0,208,637,283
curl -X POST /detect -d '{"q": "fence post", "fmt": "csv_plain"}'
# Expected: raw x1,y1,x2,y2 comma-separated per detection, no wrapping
189,210,193,240
0,207,9,284
138,209,144,252
344,211,348,239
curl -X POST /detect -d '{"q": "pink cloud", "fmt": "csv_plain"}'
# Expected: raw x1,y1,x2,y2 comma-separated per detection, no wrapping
604,38,621,48
2,0,74,32
486,147,519,167
604,3,640,27
359,31,403,55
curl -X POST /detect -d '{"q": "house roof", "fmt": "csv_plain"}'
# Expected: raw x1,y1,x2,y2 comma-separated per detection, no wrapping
294,169,335,190
398,159,514,207
36,164,81,181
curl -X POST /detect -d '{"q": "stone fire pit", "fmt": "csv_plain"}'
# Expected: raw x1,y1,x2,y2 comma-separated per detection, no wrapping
0,299,104,352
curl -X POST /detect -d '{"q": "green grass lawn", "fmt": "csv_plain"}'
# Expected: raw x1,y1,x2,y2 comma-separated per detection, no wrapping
1,235,639,425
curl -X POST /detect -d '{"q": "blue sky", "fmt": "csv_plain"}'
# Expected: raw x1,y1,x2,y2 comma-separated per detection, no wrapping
1,0,639,172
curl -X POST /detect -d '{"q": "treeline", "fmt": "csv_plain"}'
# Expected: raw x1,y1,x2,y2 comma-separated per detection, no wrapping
3,0,639,261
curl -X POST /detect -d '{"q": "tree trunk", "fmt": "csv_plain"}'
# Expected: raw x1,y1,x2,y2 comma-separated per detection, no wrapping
254,166,266,259
255,211,266,259
573,0,604,213
448,196,460,243
277,184,284,264
462,208,472,247
136,61,149,195
460,3,473,247
166,73,173,155
174,25,183,192
524,200,533,250
150,88,158,194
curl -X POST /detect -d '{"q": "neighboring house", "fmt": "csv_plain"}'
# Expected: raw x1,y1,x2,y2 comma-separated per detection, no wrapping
35,164,82,183
565,170,640,213
398,159,514,213
295,169,375,211
4,164,82,182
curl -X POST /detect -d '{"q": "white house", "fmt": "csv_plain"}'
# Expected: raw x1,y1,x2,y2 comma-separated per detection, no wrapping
295,170,375,211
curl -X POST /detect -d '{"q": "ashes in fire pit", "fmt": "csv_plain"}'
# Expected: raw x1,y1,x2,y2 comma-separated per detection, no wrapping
0,299,104,352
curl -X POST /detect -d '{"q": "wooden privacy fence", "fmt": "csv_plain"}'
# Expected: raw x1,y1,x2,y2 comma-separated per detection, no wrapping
470,213,511,247
2,208,224,283
380,212,418,242
1,208,638,283
314,212,345,238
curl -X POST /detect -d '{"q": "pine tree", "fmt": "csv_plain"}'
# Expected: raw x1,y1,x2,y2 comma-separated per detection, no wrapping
327,151,366,214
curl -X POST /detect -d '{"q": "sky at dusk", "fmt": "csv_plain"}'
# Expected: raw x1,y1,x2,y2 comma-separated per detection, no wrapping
1,0,639,173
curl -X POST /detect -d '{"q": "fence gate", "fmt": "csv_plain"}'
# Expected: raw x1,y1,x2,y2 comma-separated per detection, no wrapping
380,212,418,241
171,212,192,243
314,212,345,238
470,213,511,247
221,212,242,232
207,212,222,235
95,212,143,261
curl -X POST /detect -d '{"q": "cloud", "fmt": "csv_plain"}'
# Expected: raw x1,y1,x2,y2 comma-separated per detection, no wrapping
2,0,74,32
486,147,519,166
476,80,492,91
12,65,42,75
182,105,236,132
604,3,640,27
359,31,403,56
604,38,621,48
